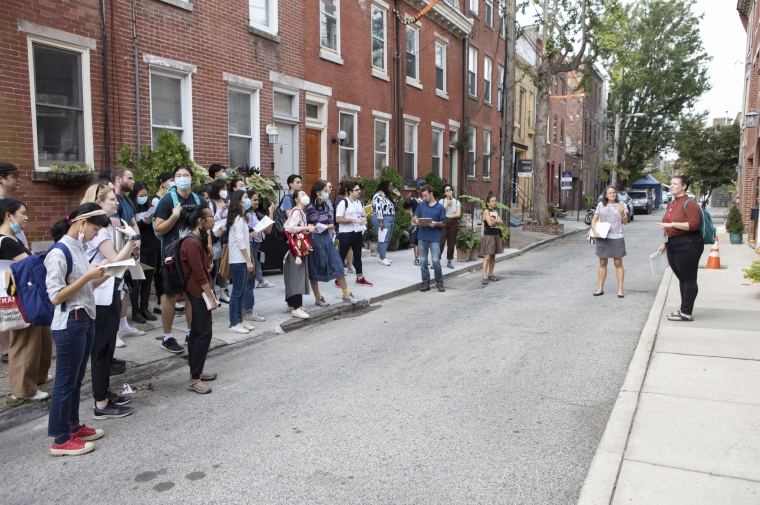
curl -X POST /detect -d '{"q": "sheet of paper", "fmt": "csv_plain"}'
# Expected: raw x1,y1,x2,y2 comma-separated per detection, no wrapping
649,250,669,275
122,383,134,395
128,264,146,280
213,221,226,234
135,206,155,221
315,223,328,233
253,216,274,233
102,259,136,279
93,276,115,305
377,227,388,242
596,222,611,239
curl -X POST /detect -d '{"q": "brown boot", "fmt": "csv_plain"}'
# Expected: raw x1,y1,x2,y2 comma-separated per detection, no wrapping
188,379,212,394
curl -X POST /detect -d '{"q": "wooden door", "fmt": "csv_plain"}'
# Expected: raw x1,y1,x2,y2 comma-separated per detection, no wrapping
305,129,321,197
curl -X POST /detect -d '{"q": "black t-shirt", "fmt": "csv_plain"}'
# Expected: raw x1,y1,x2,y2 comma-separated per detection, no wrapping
155,191,199,252
135,201,160,253
0,234,32,260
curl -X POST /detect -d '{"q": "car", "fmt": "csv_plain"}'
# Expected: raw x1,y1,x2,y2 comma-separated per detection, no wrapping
628,190,653,214
597,191,634,221
663,191,673,203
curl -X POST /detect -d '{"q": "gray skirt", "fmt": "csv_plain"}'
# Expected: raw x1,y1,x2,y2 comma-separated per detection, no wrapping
480,234,504,255
596,237,626,259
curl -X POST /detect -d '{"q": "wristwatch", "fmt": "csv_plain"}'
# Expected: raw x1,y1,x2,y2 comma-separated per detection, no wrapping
126,234,141,241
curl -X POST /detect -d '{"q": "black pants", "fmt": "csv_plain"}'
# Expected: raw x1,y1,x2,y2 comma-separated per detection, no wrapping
130,249,158,311
154,260,164,300
186,293,213,380
286,294,303,309
666,231,705,315
92,285,122,402
338,231,363,275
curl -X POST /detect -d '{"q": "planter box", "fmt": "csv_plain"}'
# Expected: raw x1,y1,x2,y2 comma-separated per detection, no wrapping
730,233,743,244
469,248,480,261
456,248,471,262
524,223,565,235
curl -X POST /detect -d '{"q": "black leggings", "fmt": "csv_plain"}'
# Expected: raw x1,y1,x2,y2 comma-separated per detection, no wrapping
130,249,158,311
92,285,122,402
186,293,213,380
338,231,363,275
666,231,705,315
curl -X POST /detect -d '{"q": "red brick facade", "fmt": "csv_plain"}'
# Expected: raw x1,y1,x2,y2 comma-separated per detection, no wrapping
738,1,759,241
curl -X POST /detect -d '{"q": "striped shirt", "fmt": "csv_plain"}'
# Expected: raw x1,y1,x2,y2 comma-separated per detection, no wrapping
45,235,96,330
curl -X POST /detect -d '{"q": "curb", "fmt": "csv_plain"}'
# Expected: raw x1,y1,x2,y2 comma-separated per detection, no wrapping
576,269,673,505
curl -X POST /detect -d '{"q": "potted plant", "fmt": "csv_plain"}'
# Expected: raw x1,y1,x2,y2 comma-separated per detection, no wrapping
388,207,410,251
499,225,510,246
455,228,478,262
469,235,483,261
47,161,94,187
725,205,744,244
743,259,760,284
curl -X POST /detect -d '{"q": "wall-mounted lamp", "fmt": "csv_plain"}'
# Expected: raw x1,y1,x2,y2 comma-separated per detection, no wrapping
331,130,347,145
746,110,758,128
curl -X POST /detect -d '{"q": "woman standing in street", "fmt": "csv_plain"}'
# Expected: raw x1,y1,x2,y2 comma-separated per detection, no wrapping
592,186,628,297
284,190,315,318
480,195,504,285
371,180,398,266
129,182,158,323
439,184,461,269
657,174,704,321
307,182,359,307
226,190,254,334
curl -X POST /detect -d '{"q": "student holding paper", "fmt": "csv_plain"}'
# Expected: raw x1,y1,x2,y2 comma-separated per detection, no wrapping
242,190,272,322
370,180,398,266
226,190,255,334
306,182,359,307
179,205,217,394
592,186,628,298
129,182,158,323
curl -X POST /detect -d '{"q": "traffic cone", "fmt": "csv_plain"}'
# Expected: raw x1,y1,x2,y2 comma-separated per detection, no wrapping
705,235,721,270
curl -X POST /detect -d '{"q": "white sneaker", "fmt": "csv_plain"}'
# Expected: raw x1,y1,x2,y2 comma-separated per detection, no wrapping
244,312,266,322
11,390,50,401
315,296,330,307
43,374,54,384
118,327,145,337
379,259,391,266
175,302,185,310
342,292,359,304
115,336,126,348
241,321,255,331
257,280,274,288
219,290,231,303
291,308,310,319
347,266,356,274
228,324,249,334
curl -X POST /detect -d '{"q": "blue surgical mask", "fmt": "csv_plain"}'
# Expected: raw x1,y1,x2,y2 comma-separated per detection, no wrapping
221,173,227,181
136,196,148,205
243,198,252,210
239,186,247,192
175,177,192,191
321,193,329,202
10,222,22,235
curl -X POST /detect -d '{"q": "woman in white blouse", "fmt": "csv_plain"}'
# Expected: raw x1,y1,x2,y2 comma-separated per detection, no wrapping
226,190,255,334
284,190,316,319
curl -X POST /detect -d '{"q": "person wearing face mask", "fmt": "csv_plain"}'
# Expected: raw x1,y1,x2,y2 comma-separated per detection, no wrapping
243,190,273,322
46,203,111,456
205,163,227,197
129,182,159,323
306,182,359,307
229,178,247,194
226,190,255,334
283,190,315,318
209,179,231,302
0,199,53,401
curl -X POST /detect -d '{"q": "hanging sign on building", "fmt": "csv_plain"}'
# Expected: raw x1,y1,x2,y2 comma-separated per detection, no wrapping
561,171,572,190
518,160,533,178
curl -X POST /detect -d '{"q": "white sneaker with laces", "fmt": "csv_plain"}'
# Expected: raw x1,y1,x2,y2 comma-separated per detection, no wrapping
11,390,50,401
379,259,391,266
228,324,249,334
118,327,145,337
241,321,255,331
115,336,126,348
315,296,330,307
219,290,231,303
291,308,310,319
244,312,266,322
257,280,274,288
342,292,359,304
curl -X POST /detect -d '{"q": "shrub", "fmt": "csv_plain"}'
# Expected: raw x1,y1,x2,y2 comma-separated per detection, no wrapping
49,161,92,175
392,206,411,241
743,259,760,284
725,205,745,235
136,129,194,195
423,172,446,200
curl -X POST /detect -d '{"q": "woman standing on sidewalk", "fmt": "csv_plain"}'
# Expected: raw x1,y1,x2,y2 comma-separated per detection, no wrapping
129,182,158,323
283,190,315,318
657,174,704,321
209,179,230,302
242,190,271,322
439,184,461,269
480,195,504,285
592,186,628,297
226,190,254,334
333,181,354,275
371,180,398,266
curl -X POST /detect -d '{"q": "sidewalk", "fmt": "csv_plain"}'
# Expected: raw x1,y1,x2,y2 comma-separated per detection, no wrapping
0,220,588,427
578,230,760,504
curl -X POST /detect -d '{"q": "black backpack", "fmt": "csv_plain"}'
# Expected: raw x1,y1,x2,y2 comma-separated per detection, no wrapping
161,232,203,292
271,193,293,242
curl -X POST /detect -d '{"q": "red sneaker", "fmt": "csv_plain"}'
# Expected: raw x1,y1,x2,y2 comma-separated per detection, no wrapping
355,277,373,287
335,280,341,288
50,435,95,456
72,424,104,441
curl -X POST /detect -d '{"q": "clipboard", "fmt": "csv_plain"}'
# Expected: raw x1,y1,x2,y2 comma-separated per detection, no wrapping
417,218,432,227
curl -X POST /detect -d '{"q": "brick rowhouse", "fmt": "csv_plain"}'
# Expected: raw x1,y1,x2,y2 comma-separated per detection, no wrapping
738,0,759,241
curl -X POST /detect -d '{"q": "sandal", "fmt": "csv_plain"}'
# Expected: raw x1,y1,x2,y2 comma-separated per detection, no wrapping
667,310,693,322
188,379,212,394
199,372,217,381
488,276,500,281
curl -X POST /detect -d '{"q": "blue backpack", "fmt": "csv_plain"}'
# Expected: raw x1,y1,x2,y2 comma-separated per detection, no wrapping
152,188,202,246
684,198,716,245
10,243,73,327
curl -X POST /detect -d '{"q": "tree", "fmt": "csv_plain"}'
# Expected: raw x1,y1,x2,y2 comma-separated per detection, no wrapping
607,0,710,187
674,113,740,208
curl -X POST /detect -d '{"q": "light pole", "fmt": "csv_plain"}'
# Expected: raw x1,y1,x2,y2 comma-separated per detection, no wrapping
611,112,645,188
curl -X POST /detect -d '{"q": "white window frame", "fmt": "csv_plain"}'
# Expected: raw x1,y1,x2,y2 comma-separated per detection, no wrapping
483,56,493,104
435,40,447,97
339,110,358,178
432,128,444,177
497,65,504,111
149,66,194,156
227,84,260,170
470,0,479,16
374,117,389,177
371,2,389,79
467,126,476,178
483,130,492,180
468,46,478,97
249,0,278,36
406,24,421,88
404,120,418,180
320,0,342,64
26,36,94,171
485,0,493,27
499,0,506,38
272,87,299,123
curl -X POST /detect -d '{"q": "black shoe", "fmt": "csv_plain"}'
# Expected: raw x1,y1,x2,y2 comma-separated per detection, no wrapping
109,361,126,375
93,400,134,419
141,308,157,321
153,307,162,315
131,310,146,324
161,337,184,354
107,391,132,405
110,357,126,367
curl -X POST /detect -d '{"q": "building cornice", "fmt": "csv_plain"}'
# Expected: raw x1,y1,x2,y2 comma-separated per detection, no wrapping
738,0,754,18
403,0,472,39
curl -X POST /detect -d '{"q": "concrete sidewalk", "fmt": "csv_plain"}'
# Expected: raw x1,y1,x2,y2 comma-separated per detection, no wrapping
578,230,760,504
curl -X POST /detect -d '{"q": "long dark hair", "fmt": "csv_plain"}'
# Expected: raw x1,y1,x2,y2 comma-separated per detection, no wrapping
376,180,396,211
51,203,111,242
601,185,619,206
0,199,24,225
182,205,210,245
310,181,327,210
210,179,227,200
130,181,150,210
226,190,247,230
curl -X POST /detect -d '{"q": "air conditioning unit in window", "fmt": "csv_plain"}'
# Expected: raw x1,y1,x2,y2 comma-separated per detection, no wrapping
266,124,279,144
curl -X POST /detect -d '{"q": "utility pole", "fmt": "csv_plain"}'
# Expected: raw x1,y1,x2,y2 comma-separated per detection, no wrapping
499,0,516,244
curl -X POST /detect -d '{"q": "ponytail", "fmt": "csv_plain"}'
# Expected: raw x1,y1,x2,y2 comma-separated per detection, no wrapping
51,203,110,242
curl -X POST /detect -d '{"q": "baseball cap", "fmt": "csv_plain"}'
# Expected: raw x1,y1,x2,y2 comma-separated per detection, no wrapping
0,162,20,176
158,171,174,183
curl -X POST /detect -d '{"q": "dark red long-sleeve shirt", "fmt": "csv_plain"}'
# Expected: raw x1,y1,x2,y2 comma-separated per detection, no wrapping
179,234,212,298
663,195,701,238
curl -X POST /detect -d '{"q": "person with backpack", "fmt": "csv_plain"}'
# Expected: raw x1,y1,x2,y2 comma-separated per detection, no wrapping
46,203,111,456
226,190,255,334
81,183,138,420
332,181,355,277
0,199,52,401
335,181,373,287
281,174,302,217
657,174,705,322
129,182,159,323
154,165,203,354
179,205,217,394
151,172,175,313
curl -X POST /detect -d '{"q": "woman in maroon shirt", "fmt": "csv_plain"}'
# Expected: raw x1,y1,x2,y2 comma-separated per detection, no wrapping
657,174,704,321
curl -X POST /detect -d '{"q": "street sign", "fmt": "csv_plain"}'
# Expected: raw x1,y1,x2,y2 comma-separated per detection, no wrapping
561,171,572,190
518,159,532,178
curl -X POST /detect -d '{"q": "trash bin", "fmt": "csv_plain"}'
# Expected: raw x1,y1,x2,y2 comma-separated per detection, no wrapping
750,205,759,222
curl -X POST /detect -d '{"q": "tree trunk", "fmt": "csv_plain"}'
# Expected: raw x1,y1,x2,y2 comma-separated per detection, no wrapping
532,64,551,225
500,0,516,224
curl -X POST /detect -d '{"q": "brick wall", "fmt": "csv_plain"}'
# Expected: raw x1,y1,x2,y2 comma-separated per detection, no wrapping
739,3,759,239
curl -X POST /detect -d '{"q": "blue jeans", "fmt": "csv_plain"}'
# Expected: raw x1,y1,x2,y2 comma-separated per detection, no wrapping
419,240,443,286
243,265,257,313
229,263,248,327
48,314,95,438
372,214,395,256
252,241,263,282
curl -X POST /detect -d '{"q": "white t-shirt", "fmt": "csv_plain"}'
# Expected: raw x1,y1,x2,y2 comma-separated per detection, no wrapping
336,198,366,234
438,198,461,217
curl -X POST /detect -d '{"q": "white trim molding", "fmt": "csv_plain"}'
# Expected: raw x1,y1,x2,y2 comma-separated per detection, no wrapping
373,110,392,120
449,119,460,128
269,71,333,97
337,101,361,112
223,73,263,90
403,113,420,123
18,20,97,50
431,121,446,130
143,54,197,74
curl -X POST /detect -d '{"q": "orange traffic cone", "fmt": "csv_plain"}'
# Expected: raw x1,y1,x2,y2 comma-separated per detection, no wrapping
705,235,721,270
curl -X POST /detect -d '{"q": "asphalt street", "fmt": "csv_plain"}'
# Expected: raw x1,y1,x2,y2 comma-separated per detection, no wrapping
1,211,667,505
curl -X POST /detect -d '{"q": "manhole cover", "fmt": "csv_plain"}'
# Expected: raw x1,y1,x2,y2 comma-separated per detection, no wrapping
508,270,544,276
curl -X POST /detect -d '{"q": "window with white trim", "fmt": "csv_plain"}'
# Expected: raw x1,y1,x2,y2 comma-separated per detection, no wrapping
320,0,339,52
29,41,92,168
374,119,388,177
339,111,356,178
273,89,299,122
484,56,492,104
432,129,443,176
468,46,478,97
485,0,493,27
249,0,278,34
435,42,446,92
483,130,491,179
499,0,506,38
406,25,419,82
371,5,386,73
470,0,479,16
404,122,417,180
150,69,192,150
228,88,255,168
497,65,504,111
467,126,476,178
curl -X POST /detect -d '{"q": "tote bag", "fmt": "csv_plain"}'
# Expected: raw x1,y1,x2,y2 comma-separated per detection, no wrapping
218,244,232,280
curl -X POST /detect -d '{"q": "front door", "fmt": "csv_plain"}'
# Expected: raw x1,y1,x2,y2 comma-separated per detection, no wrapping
449,147,458,191
273,122,295,184
305,129,321,196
